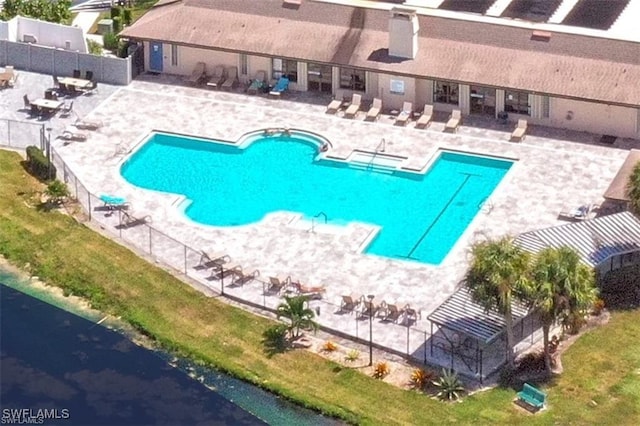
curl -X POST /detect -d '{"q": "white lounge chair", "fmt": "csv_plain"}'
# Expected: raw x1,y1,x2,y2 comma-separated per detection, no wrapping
231,269,260,287
187,62,206,84
365,98,382,121
290,281,326,300
221,66,239,90
247,70,266,94
326,98,342,114
415,104,433,129
344,93,362,119
60,129,88,142
395,101,412,126
206,65,226,88
444,109,462,133
197,250,230,269
74,118,102,130
511,119,527,142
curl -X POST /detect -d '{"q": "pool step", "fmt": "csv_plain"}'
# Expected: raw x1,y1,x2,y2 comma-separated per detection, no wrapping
347,151,405,173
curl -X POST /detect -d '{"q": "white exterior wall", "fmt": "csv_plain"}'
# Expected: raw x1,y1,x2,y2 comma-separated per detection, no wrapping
366,71,379,100
15,17,86,52
549,97,639,138
376,74,416,110
415,78,432,109
164,46,236,76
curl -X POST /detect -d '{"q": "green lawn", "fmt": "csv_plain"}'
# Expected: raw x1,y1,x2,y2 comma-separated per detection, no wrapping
1,149,639,425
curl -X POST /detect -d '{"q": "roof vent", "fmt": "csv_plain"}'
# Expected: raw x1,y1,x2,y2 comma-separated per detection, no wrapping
283,0,301,8
531,30,551,42
389,7,419,59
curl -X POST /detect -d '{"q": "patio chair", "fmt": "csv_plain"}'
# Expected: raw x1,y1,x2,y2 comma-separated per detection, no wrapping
187,62,206,84
74,118,102,130
221,66,239,90
267,276,290,295
206,65,226,88
558,204,596,221
231,268,260,287
326,98,343,114
210,263,242,281
60,101,74,118
444,109,462,133
246,70,266,94
197,250,230,269
73,69,81,78
60,129,88,142
343,93,362,119
395,101,413,126
119,209,152,228
365,98,382,121
85,70,94,81
357,298,379,319
23,94,31,109
84,80,98,95
381,301,404,323
403,305,421,325
99,194,128,210
414,104,433,129
511,119,527,142
340,294,361,313
52,75,60,88
269,76,290,97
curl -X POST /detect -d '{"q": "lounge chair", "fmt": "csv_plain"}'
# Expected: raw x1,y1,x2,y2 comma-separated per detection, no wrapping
326,98,343,114
210,263,242,281
60,101,73,118
197,250,230,269
221,66,239,90
357,298,379,319
74,118,102,130
414,104,433,129
269,76,290,97
365,98,382,121
340,293,361,313
395,101,412,126
60,129,88,142
99,194,128,210
246,70,266,94
558,204,596,221
381,301,404,323
206,65,226,89
231,269,260,287
187,62,206,84
444,109,462,133
511,119,527,142
267,276,290,295
343,93,362,119
85,70,94,81
403,304,421,325
291,281,326,300
119,209,152,228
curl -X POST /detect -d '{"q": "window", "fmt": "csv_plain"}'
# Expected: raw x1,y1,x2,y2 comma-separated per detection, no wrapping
339,67,365,91
389,79,405,95
433,81,458,104
170,44,178,67
505,90,530,115
239,54,248,76
272,58,298,82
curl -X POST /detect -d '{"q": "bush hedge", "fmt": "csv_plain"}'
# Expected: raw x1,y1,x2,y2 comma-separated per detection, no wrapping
25,146,56,181
103,32,119,50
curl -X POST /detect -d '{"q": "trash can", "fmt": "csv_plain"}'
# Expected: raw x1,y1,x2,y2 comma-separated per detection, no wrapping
497,111,509,125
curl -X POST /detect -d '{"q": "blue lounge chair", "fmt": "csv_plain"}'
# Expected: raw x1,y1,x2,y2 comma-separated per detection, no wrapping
100,194,127,210
269,77,289,97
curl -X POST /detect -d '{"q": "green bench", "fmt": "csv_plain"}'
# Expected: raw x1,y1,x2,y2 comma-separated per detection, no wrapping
517,383,546,410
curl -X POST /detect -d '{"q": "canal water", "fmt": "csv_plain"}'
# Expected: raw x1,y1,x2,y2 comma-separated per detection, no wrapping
0,268,343,425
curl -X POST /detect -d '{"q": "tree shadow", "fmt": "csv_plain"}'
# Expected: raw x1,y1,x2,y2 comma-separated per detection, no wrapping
261,324,289,358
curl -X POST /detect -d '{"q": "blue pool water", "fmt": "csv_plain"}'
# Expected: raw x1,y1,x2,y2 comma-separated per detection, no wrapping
121,131,512,264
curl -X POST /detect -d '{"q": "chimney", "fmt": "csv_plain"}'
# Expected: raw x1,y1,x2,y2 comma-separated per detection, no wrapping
388,7,419,59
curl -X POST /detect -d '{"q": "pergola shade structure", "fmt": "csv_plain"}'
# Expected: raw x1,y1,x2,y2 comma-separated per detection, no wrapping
427,288,533,382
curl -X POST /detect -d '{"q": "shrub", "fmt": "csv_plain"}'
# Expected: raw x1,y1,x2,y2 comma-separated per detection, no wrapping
45,180,69,205
515,350,546,373
322,340,337,352
345,349,360,362
87,38,103,56
372,361,390,379
110,6,121,19
103,32,119,51
433,369,465,401
564,311,587,335
117,41,129,58
410,368,436,390
122,8,132,26
592,298,605,316
262,324,288,355
25,146,56,181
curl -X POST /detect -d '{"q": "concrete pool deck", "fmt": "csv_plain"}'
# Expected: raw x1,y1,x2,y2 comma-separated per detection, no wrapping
2,71,637,377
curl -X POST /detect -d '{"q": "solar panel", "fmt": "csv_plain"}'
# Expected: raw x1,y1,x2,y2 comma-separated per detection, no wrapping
438,0,493,14
562,0,631,30
501,0,563,23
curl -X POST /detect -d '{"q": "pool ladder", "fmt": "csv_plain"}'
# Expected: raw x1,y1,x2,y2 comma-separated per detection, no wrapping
310,211,327,233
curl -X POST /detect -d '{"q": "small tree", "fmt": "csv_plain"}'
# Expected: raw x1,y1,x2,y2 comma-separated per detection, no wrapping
526,246,597,372
465,237,530,368
45,179,69,206
0,0,71,23
627,161,640,215
276,295,318,338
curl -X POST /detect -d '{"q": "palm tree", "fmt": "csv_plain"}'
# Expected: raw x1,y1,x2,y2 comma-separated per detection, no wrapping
527,246,597,372
465,237,530,368
627,161,640,215
276,295,318,339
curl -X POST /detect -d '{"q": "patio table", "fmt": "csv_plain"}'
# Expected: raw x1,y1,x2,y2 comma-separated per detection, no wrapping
31,98,64,113
59,77,92,89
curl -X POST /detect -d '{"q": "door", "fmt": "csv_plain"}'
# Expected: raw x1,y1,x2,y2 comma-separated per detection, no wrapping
307,63,332,94
149,42,163,72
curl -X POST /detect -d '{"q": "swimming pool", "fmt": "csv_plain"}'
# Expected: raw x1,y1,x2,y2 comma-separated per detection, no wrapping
121,131,512,264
